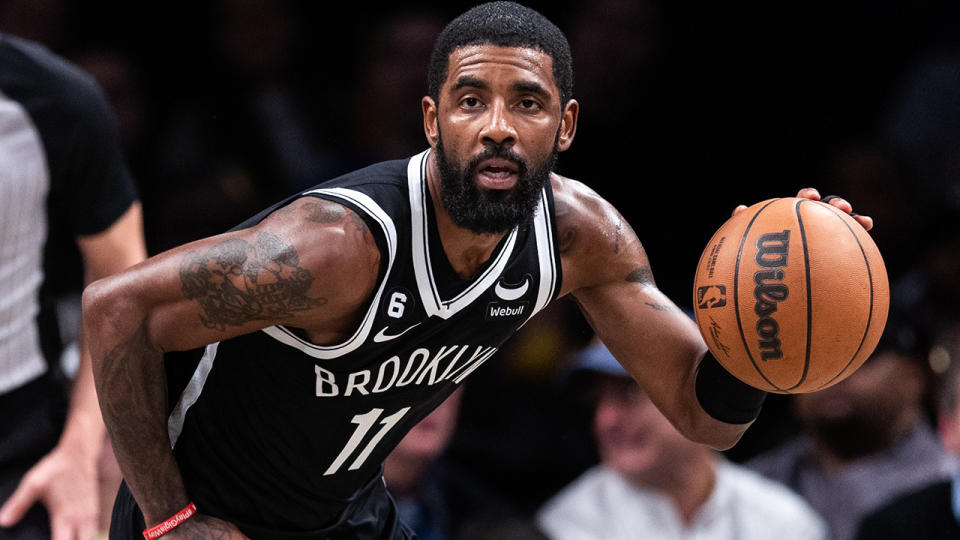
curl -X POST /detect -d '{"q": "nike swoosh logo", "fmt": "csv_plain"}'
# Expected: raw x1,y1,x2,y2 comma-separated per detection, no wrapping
494,277,530,301
373,323,421,343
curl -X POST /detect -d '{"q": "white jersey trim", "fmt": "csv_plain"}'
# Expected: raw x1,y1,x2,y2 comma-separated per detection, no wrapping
525,188,558,324
260,187,398,359
408,149,519,320
168,342,219,447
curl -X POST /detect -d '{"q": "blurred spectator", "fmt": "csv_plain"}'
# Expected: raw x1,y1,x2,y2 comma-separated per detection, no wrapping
880,46,960,342
537,340,827,540
566,0,661,125
854,321,960,538
891,209,960,349
558,0,680,296
747,309,959,540
0,0,65,50
383,386,542,540
210,0,338,192
68,50,148,157
347,10,445,164
67,48,165,254
819,143,918,281
0,32,146,538
882,48,960,214
143,0,346,252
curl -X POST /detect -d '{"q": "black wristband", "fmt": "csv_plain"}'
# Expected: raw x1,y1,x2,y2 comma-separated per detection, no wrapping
695,352,767,424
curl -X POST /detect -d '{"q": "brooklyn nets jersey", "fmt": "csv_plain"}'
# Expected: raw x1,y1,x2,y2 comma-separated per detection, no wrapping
167,149,563,533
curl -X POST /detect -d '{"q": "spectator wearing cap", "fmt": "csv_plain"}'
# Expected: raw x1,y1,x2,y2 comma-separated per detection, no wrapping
853,323,960,539
535,339,827,540
747,309,959,540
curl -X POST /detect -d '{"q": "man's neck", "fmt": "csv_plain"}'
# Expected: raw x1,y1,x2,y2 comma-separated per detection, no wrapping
426,154,508,280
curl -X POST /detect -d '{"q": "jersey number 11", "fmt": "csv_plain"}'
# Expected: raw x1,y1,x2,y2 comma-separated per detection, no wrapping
323,407,411,476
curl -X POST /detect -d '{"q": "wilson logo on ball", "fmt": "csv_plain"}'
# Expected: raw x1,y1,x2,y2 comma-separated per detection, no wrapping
753,230,790,361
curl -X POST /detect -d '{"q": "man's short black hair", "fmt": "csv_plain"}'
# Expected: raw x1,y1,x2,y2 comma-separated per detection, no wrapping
428,1,574,107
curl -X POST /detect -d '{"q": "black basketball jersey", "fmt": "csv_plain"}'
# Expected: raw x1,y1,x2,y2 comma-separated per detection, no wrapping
166,149,563,533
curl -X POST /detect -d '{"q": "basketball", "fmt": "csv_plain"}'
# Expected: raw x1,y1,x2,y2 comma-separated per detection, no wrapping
692,197,889,394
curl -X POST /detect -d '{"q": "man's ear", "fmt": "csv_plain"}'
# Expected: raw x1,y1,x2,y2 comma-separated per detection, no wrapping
422,96,439,148
557,99,579,152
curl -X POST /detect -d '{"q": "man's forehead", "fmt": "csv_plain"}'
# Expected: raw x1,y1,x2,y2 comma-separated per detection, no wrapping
445,44,556,86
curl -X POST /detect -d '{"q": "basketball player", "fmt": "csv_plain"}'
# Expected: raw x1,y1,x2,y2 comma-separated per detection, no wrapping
84,2,873,539
0,33,146,538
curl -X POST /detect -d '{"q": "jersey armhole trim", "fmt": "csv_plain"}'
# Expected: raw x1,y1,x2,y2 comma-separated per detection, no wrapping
261,187,398,360
523,187,560,326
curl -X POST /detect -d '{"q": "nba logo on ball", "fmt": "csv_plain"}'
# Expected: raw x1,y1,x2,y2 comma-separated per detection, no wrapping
696,285,726,308
693,198,889,394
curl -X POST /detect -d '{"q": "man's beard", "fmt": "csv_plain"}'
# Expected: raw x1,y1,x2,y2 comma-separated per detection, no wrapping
435,134,557,235
806,413,899,461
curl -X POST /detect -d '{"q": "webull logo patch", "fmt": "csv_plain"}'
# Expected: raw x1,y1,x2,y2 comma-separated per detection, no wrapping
485,302,528,320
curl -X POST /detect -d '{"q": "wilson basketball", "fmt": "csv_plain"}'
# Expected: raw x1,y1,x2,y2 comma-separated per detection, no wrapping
692,197,889,394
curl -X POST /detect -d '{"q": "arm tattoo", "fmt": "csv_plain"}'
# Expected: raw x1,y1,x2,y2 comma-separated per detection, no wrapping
301,202,347,223
303,200,370,234
645,301,682,313
97,319,189,514
98,320,165,449
179,232,326,330
302,201,345,224
626,266,656,286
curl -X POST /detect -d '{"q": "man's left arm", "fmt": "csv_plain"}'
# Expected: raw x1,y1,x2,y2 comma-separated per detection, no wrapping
0,202,146,537
573,266,753,450
554,178,749,450
563,183,870,451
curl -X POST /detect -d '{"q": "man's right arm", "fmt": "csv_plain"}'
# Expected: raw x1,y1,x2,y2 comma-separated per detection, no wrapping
81,197,381,529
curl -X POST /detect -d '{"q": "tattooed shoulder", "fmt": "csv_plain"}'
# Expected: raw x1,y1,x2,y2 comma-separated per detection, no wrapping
300,199,370,235
301,200,345,224
179,232,327,331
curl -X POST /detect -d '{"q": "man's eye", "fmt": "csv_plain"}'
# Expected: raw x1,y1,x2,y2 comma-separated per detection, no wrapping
463,97,480,107
520,99,540,110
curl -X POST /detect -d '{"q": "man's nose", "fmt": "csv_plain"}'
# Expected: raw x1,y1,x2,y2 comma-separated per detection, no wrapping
479,101,517,145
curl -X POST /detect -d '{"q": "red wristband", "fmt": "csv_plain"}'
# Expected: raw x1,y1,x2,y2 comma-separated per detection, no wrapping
142,502,197,539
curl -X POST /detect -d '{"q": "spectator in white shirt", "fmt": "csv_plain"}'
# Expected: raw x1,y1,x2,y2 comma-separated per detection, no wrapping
537,340,827,540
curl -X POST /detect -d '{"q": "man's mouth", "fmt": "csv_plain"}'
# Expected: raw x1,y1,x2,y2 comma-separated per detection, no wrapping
476,158,519,190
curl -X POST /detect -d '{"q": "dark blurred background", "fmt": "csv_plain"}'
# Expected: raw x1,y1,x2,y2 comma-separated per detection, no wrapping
6,0,959,517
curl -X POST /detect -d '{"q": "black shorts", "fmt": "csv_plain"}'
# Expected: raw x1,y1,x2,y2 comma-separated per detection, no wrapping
109,471,417,540
0,374,67,540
